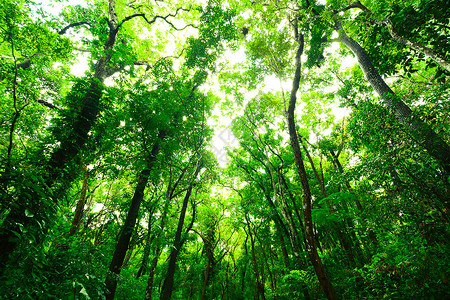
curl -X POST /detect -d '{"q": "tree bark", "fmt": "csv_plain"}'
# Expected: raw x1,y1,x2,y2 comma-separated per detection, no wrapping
160,159,202,300
335,19,450,174
69,165,89,235
244,216,266,300
299,139,356,267
137,206,155,279
286,24,338,299
105,130,168,300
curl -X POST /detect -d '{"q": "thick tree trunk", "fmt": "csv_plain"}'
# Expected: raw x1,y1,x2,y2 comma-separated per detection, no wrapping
0,0,121,269
46,80,103,187
105,130,168,300
160,159,202,300
335,20,450,174
286,26,338,299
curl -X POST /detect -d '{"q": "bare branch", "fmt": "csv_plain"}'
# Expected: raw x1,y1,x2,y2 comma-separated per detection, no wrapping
118,7,198,31
74,47,90,53
133,60,151,70
58,21,92,35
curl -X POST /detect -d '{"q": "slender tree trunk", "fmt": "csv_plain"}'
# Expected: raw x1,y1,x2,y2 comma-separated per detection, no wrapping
268,163,305,271
200,256,212,300
330,149,378,247
199,223,217,300
335,19,450,174
241,236,248,297
286,23,338,299
278,173,315,299
160,159,202,300
254,231,275,291
121,244,134,269
237,163,294,254
69,165,89,235
145,251,161,300
299,138,356,267
280,173,308,240
245,217,266,300
278,233,290,270
145,180,177,299
137,207,155,279
105,130,168,300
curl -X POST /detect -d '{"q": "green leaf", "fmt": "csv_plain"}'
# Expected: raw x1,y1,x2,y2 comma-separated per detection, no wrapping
25,209,34,217
80,286,90,299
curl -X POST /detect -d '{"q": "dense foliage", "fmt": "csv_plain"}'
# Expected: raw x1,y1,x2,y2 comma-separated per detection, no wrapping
0,0,448,299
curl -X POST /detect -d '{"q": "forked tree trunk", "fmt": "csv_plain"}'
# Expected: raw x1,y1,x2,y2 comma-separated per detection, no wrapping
160,159,202,300
105,130,168,300
298,137,356,267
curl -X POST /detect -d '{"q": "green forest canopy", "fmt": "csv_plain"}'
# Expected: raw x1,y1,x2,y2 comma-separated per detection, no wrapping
0,0,449,299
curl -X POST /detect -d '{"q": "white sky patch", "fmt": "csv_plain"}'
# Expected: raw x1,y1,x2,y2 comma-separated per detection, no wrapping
71,51,89,76
91,203,104,213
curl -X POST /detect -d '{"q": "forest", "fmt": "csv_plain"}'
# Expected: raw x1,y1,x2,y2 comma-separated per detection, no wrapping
0,0,449,299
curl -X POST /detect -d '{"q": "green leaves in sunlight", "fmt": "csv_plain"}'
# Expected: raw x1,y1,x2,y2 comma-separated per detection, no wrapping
0,0,449,299
185,4,238,70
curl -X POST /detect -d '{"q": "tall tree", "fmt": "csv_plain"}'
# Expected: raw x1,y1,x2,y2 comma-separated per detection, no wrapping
286,17,338,300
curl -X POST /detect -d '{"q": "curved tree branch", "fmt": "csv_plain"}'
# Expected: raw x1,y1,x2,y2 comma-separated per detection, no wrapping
58,21,92,35
118,7,197,31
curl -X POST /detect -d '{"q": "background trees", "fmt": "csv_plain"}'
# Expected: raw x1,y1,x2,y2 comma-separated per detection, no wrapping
0,0,448,299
